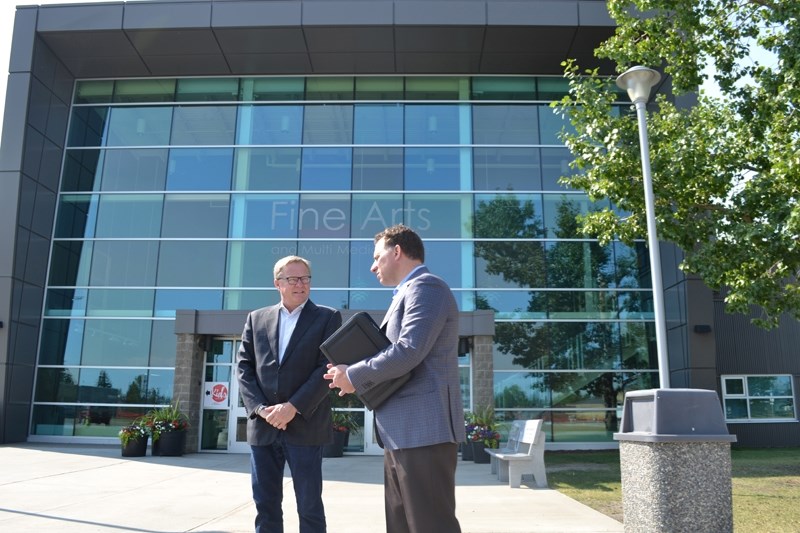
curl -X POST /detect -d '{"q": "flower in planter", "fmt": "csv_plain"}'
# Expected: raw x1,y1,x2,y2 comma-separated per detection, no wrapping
469,425,501,448
118,422,148,447
144,402,190,443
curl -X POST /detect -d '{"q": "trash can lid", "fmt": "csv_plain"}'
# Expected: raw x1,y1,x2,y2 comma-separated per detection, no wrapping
613,388,737,443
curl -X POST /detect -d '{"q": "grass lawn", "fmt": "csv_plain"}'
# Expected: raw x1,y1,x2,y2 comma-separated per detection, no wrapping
546,447,800,532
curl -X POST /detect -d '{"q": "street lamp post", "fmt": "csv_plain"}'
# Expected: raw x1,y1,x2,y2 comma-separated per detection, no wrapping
616,66,670,389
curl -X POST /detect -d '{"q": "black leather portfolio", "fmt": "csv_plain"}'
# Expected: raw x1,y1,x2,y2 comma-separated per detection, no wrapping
320,311,410,411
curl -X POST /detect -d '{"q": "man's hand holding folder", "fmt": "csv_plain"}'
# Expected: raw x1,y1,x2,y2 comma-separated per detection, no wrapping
321,311,410,410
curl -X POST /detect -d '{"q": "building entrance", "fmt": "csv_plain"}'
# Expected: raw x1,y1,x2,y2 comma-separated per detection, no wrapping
200,337,381,455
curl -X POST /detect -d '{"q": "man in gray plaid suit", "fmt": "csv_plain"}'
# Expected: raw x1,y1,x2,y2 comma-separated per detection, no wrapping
325,224,466,533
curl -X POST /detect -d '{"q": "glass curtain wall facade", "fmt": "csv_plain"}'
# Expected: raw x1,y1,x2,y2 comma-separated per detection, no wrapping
32,76,658,444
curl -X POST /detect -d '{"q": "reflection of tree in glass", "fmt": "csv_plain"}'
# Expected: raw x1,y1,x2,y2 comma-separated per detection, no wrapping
125,375,147,403
97,370,113,388
474,195,649,431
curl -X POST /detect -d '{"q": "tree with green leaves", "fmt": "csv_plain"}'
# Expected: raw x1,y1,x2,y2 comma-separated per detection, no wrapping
553,0,800,328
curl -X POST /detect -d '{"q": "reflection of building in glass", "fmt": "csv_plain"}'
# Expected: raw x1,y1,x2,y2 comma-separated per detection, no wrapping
1,1,796,451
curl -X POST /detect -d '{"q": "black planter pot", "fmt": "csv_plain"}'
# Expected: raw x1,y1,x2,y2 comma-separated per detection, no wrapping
461,441,474,461
323,430,348,458
121,436,148,457
152,430,186,456
471,441,490,464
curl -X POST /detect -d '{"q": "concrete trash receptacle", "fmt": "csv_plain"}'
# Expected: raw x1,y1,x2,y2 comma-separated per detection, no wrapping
614,388,737,533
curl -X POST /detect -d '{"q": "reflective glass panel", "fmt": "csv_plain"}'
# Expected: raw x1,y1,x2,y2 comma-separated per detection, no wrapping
226,241,295,288
542,194,605,239
45,288,86,316
544,241,615,289
157,241,226,287
303,105,353,144
355,77,404,100
166,148,234,191
86,289,155,317
473,148,541,191
471,77,536,100
296,241,350,287
313,290,350,310
301,148,352,190
62,149,102,191
541,147,579,191
170,106,237,145
49,240,92,287
748,375,793,396
305,77,354,100
351,194,403,238
95,194,163,238
38,319,84,365
113,79,176,103
547,291,618,318
425,241,465,288
476,291,547,319
473,194,544,238
237,105,303,145
229,194,299,238
233,148,301,190
749,399,795,419
537,78,571,100
348,240,381,290
77,368,147,403
224,290,277,311
150,320,178,367
175,78,239,102
538,104,570,145
405,77,465,100
352,148,403,190
146,370,175,404
68,107,109,147
475,241,546,288
405,148,462,190
101,148,168,191
81,319,152,366
472,105,539,144
89,241,159,286
154,289,224,317
403,193,468,238
106,107,172,146
405,105,461,144
35,367,79,402
243,77,305,101
74,80,114,104
298,194,351,238
353,104,403,144
161,194,230,238
620,322,657,369
55,194,96,239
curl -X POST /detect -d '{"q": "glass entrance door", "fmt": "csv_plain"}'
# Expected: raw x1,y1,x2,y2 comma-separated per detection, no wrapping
200,338,249,453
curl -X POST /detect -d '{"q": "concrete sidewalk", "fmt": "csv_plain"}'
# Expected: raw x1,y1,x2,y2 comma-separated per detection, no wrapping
0,443,623,532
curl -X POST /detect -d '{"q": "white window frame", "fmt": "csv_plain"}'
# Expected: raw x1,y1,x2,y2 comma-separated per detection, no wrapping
721,374,797,423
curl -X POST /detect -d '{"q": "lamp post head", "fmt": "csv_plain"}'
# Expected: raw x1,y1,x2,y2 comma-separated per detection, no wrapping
616,66,661,104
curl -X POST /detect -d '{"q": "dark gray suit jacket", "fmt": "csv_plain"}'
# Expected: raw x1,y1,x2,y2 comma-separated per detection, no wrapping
236,300,342,446
347,267,467,451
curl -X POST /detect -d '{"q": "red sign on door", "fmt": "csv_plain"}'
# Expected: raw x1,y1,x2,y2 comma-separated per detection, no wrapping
204,382,230,408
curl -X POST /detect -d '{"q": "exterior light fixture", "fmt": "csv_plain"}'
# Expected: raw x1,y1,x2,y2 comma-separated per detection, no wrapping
616,66,670,389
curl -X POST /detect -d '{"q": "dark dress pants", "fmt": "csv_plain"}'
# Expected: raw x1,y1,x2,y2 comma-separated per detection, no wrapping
384,442,461,533
250,435,326,533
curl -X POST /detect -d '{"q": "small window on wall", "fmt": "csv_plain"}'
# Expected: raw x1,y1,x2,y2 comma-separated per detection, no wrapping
722,375,796,422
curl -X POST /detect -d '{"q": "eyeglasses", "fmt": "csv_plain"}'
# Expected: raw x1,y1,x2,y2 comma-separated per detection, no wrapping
277,276,312,285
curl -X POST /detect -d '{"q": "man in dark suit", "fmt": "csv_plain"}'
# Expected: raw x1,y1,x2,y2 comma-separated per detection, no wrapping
325,225,466,533
237,255,342,533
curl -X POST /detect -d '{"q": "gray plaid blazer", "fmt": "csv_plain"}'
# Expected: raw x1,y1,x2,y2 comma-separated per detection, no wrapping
347,267,466,450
